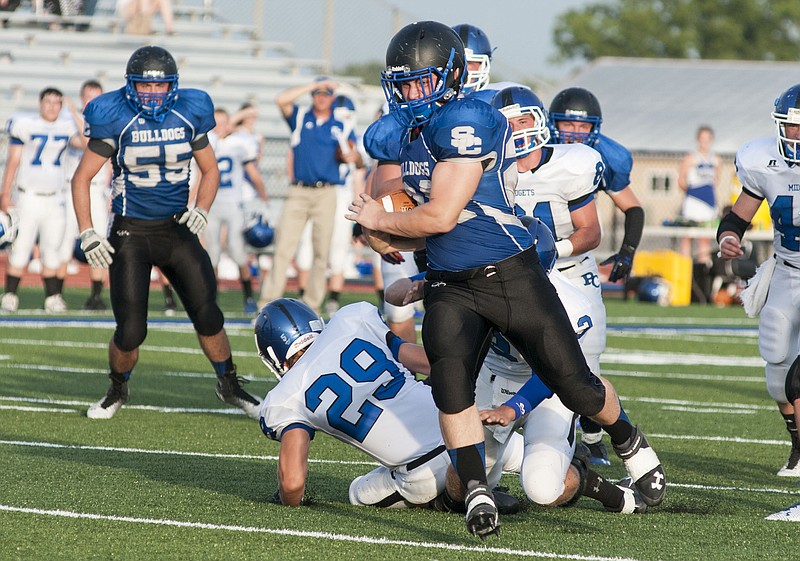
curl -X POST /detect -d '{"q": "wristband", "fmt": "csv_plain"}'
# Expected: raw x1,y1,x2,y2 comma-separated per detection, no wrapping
503,395,533,420
554,239,574,258
385,331,407,361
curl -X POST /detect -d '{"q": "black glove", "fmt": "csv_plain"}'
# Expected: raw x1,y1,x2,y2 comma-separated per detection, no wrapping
600,244,635,282
381,251,405,265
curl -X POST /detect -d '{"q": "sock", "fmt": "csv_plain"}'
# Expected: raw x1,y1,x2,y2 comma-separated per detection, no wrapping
110,369,131,383
583,469,625,511
55,277,65,293
43,276,60,298
447,442,487,489
91,280,103,298
298,288,305,298
163,284,175,304
377,289,385,303
580,416,602,437
241,278,253,299
211,356,235,378
328,291,340,303
783,413,799,448
603,417,635,447
5,274,21,294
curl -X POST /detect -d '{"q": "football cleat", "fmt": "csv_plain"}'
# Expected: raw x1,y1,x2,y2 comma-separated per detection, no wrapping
612,425,666,506
464,482,500,539
585,440,612,466
83,295,108,311
1,292,19,312
215,369,261,419
777,446,800,477
612,477,648,514
87,380,129,419
44,294,67,313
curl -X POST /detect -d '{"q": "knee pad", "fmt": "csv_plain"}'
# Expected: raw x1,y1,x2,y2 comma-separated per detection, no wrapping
430,366,475,414
759,307,793,364
114,322,147,352
521,461,568,506
190,301,224,336
767,363,791,404
349,467,407,508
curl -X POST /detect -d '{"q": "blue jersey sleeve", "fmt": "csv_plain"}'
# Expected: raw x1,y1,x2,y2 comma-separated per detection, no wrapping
425,98,508,163
595,134,633,193
176,89,215,137
83,88,131,140
363,114,406,162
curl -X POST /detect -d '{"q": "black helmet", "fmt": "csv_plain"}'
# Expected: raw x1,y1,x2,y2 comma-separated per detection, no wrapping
548,87,602,145
381,21,465,127
125,46,179,122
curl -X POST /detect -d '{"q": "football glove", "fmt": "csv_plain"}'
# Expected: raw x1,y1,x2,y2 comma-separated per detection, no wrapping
381,251,405,265
600,244,635,282
79,228,115,269
177,207,208,235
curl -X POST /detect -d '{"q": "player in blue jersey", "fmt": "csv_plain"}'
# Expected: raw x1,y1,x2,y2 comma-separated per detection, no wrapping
348,21,664,538
71,46,261,420
548,87,646,466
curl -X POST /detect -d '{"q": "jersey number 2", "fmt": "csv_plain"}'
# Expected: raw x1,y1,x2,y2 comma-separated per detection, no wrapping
304,338,406,443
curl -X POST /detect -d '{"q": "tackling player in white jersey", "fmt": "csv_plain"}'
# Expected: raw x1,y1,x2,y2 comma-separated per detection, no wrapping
490,85,607,376
719,82,800,477
203,108,269,314
1,87,80,313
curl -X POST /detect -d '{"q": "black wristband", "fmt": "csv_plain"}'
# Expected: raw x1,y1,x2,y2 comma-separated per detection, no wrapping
717,211,750,242
621,206,644,250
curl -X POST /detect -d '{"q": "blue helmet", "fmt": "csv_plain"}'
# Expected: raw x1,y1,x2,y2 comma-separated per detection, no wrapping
773,83,800,163
124,46,179,123
520,215,557,273
254,298,325,379
243,212,274,248
548,87,602,146
637,277,671,306
381,21,465,128
0,209,18,250
452,23,493,94
491,85,551,157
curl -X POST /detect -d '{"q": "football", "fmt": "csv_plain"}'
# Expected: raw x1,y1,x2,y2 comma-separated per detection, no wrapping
380,190,417,213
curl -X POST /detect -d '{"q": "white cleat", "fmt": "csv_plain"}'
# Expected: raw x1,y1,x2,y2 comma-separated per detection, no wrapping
86,381,129,419
1,292,19,312
777,447,800,477
44,294,67,313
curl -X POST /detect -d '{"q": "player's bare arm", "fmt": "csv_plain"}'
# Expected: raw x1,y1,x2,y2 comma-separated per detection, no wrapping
0,143,22,212
348,160,483,238
71,148,109,232
277,428,311,506
192,143,220,213
565,201,602,255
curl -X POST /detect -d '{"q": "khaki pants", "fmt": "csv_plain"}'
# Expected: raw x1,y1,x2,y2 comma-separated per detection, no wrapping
259,184,338,312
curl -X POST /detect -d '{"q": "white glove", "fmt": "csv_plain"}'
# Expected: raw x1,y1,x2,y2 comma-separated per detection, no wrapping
177,207,208,235
79,228,115,269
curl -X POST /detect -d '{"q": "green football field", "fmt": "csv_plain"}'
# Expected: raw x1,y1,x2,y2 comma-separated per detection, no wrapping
1,287,798,560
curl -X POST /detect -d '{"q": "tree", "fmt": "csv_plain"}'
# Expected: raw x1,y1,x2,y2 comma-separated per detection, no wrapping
337,61,385,87
553,0,800,63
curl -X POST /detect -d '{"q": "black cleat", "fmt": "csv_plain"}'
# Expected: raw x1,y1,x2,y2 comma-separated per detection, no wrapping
215,368,261,419
612,425,666,507
492,487,520,515
777,445,800,477
585,439,612,466
87,379,128,419
464,482,500,539
82,295,108,311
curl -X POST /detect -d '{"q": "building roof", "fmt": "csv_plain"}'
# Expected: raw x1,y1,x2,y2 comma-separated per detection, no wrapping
553,57,800,155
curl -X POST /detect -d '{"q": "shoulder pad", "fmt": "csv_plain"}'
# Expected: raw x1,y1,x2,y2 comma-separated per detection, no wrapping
426,99,508,161
364,114,406,162
82,88,132,139
174,88,215,135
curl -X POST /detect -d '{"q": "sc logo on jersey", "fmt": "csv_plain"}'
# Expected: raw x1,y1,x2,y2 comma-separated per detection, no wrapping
451,126,482,155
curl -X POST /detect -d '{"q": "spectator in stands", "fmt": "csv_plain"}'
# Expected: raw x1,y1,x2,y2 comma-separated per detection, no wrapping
76,0,99,32
258,77,361,314
117,0,174,35
0,0,21,29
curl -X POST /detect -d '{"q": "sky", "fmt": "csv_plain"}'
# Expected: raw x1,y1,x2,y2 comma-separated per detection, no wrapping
220,0,597,85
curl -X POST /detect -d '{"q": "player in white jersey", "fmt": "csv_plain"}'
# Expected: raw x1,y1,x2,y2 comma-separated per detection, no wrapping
719,83,800,477
1,88,79,313
490,85,607,375
202,108,269,314
256,297,524,511
57,79,112,311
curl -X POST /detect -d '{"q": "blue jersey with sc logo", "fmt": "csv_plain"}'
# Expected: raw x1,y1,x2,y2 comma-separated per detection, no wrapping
84,87,215,220
400,98,530,271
